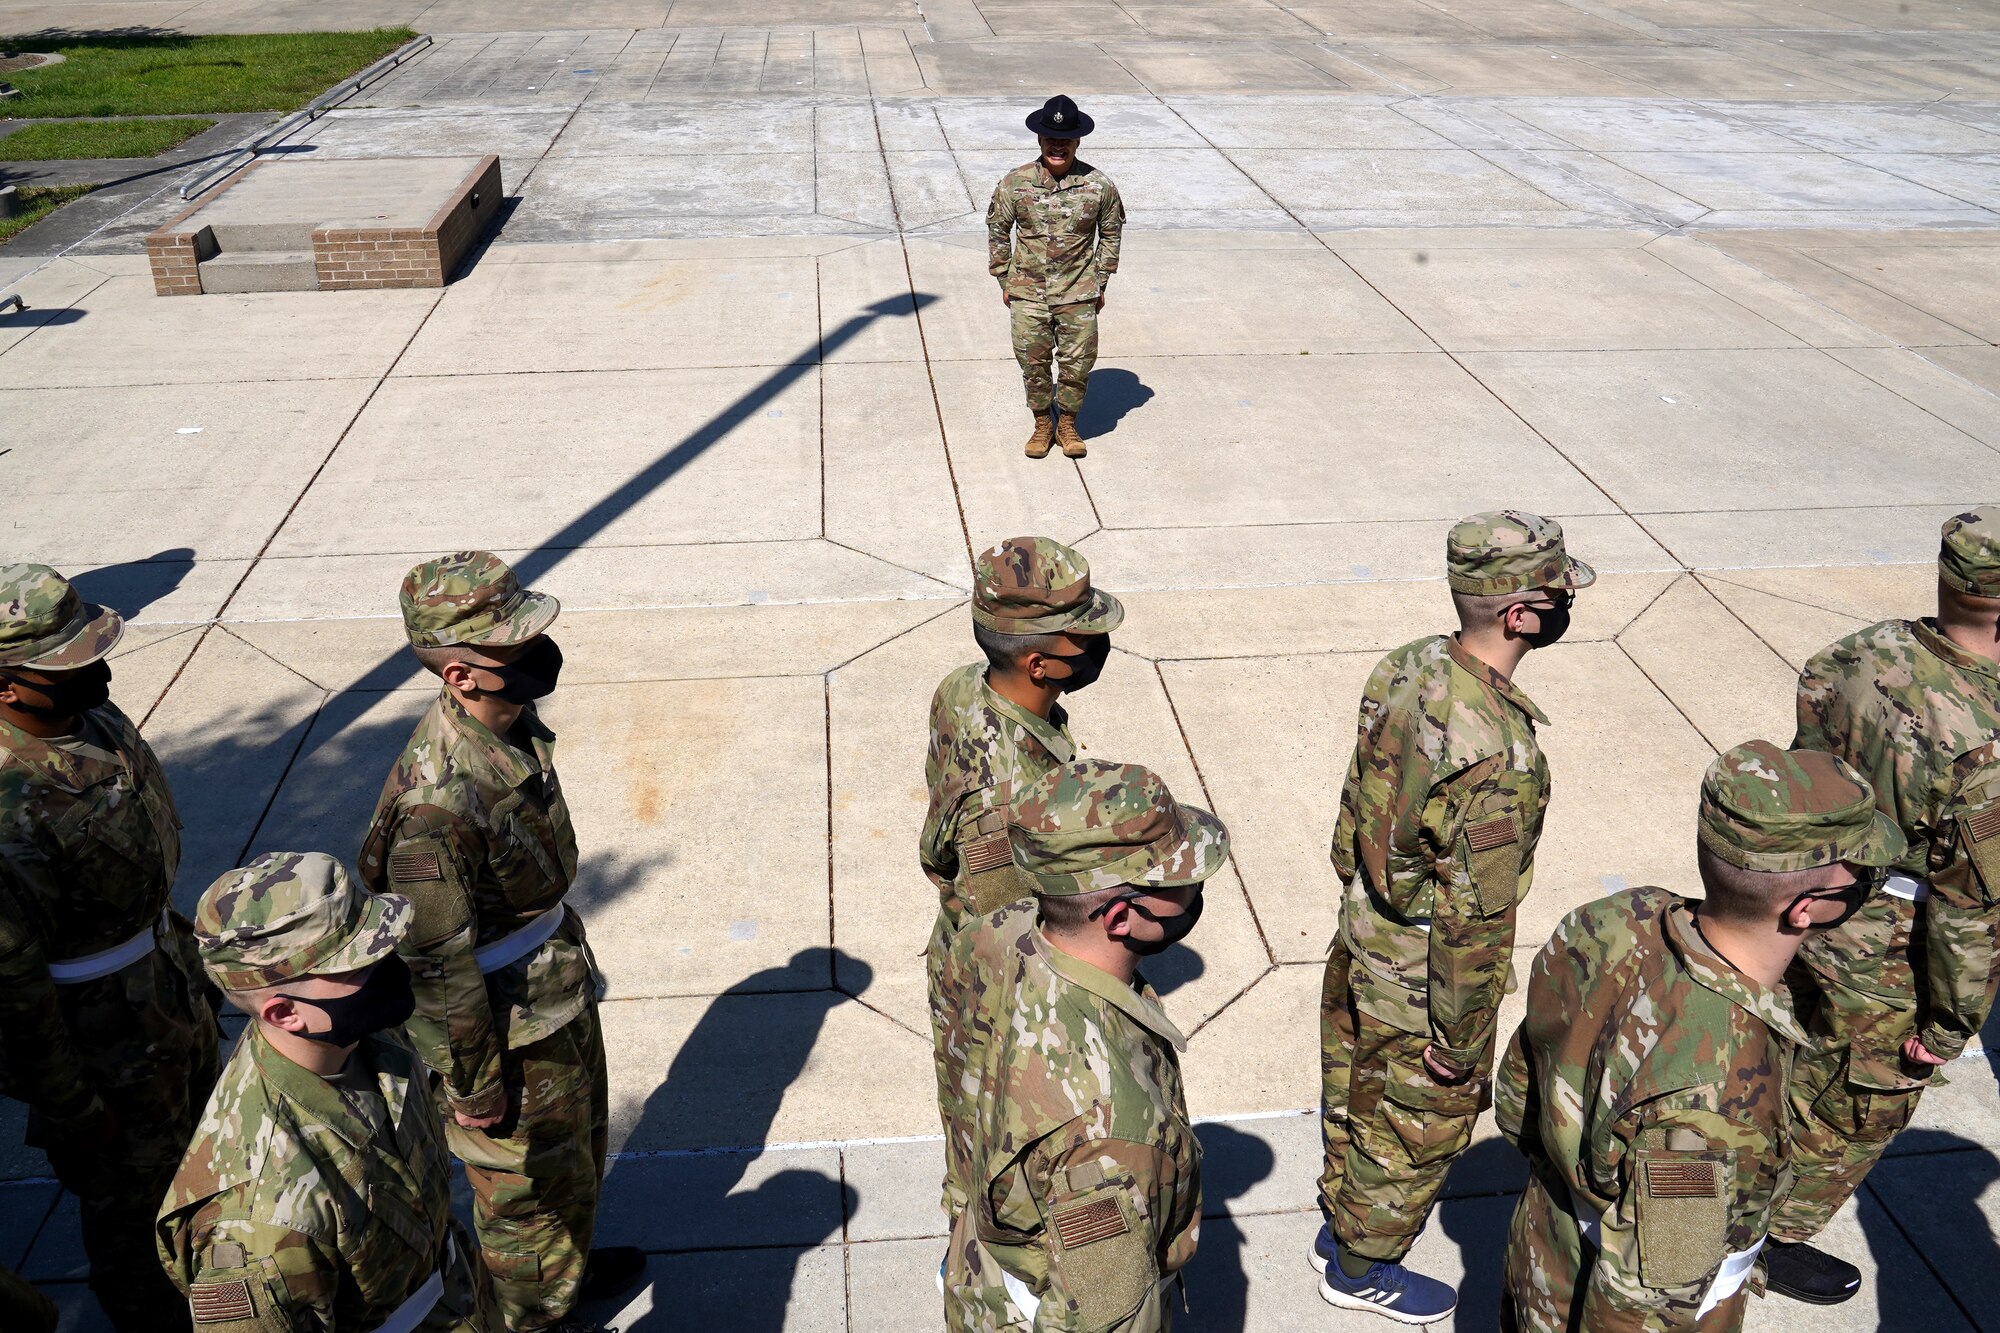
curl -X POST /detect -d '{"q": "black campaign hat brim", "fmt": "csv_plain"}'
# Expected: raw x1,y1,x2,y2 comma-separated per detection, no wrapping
1026,108,1095,136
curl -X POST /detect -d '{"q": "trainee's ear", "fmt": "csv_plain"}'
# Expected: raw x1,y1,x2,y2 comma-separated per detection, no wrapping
258,992,304,1032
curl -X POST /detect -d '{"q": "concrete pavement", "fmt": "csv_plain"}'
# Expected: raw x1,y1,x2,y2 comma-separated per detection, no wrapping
3,0,1999,1329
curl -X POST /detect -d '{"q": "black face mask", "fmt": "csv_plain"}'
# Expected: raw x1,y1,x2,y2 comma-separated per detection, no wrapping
476,637,563,704
280,955,416,1047
1791,877,1873,932
2,659,112,720
1517,599,1572,650
1095,889,1205,957
1045,635,1111,694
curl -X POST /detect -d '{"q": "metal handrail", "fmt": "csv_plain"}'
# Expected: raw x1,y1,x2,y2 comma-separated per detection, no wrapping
175,32,435,201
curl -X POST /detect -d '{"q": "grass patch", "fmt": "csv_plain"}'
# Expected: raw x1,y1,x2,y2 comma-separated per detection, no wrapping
0,183,96,244
0,29,415,118
0,116,216,160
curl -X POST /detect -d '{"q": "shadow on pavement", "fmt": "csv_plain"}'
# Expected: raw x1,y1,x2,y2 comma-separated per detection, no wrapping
1858,1127,1999,1332
1435,1137,1528,1329
1179,1121,1278,1332
73,547,193,619
1077,366,1153,438
584,948,871,1330
1144,941,1206,999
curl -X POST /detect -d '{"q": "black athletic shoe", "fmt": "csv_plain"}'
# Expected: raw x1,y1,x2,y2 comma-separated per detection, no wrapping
578,1245,648,1302
1763,1239,1862,1305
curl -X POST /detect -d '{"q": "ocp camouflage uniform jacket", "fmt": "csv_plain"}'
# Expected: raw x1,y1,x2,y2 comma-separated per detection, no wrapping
987,161,1126,306
1495,887,1803,1333
357,690,593,1120
922,663,1075,928
0,704,210,1132
1330,634,1549,1077
958,927,1200,1333
157,1026,491,1332
1792,618,2000,1065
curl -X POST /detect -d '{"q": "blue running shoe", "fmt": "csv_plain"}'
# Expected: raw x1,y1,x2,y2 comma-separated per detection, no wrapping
1314,1235,1457,1325
1305,1222,1340,1274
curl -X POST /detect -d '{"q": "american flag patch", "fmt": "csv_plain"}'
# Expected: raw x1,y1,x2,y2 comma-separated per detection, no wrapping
1053,1197,1128,1249
1645,1159,1720,1199
1969,807,2000,843
1466,816,1517,853
962,832,1013,875
389,850,443,882
190,1279,253,1323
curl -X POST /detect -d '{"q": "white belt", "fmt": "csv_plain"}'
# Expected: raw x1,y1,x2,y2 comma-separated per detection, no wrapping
47,912,166,984
373,1234,450,1333
1568,1184,1762,1318
1883,872,1931,902
1697,1238,1764,1318
474,904,566,974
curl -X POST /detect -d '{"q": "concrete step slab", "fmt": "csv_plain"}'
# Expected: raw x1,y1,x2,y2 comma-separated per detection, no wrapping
195,249,317,293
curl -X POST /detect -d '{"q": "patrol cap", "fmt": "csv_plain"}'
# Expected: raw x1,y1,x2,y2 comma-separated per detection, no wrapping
399,550,559,650
1697,740,1904,873
1939,504,2000,598
0,564,123,670
972,536,1123,637
1010,759,1230,896
196,852,411,991
1445,511,1596,598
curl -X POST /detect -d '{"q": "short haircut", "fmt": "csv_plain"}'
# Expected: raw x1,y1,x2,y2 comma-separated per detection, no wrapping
412,642,478,678
1451,589,1522,632
973,622,1071,673
1037,884,1123,933
1694,842,1833,924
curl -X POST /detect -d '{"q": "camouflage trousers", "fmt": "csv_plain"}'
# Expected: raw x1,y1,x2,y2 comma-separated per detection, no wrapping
1319,937,1484,1263
1768,1035,1926,1242
0,1263,56,1333
449,1003,609,1331
1499,1170,1752,1333
27,943,221,1333
1010,297,1098,416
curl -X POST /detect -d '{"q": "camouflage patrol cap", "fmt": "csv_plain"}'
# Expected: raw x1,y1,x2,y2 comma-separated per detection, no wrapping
399,551,559,650
971,536,1123,637
1446,511,1596,597
1698,740,1904,873
1939,504,2000,598
195,852,411,991
1010,759,1230,896
0,564,123,669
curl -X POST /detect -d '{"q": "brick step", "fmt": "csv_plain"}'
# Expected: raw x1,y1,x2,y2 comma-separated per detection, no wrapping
195,249,318,294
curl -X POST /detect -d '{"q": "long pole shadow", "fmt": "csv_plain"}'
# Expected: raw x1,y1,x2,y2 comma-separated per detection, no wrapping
225,294,937,865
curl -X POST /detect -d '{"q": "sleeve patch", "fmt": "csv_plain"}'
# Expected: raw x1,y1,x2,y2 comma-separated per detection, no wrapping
1053,1197,1129,1249
190,1280,254,1323
389,850,443,882
1968,806,2000,843
961,830,1013,876
1466,816,1519,853
1645,1159,1721,1198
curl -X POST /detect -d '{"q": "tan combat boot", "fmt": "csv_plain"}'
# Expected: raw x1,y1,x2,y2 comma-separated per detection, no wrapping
1055,413,1087,459
1024,411,1055,458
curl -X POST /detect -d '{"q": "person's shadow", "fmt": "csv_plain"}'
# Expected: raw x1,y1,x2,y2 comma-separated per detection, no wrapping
1178,1122,1277,1332
573,948,868,1331
1856,1128,2000,1330
70,547,195,620
1143,940,1206,1000
1434,1136,1529,1328
1076,367,1154,439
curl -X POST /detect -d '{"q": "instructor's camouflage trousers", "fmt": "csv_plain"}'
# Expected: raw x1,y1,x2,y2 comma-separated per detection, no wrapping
1770,1035,1925,1241
27,938,220,1333
450,1003,609,1331
1010,297,1097,416
1320,937,1485,1263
